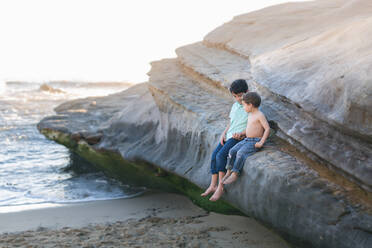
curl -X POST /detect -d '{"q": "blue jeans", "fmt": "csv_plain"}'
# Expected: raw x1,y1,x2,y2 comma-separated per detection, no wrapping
226,137,261,174
210,138,240,174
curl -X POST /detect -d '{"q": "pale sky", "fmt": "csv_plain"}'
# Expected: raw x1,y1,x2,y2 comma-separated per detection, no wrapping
0,0,309,83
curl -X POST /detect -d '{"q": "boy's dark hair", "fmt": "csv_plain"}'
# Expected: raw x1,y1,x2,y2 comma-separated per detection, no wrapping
229,79,248,94
243,92,261,108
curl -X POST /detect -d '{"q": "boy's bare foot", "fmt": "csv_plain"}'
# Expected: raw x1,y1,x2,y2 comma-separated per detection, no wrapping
209,185,224,201
223,172,239,185
221,170,232,183
201,186,217,197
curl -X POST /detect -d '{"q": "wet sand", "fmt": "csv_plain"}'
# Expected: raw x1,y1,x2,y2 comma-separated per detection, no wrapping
0,192,290,247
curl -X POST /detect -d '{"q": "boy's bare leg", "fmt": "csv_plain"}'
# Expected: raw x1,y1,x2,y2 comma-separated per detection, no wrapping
221,169,231,183
209,182,224,201
201,174,218,196
209,170,226,201
218,171,226,184
223,172,239,185
209,171,228,201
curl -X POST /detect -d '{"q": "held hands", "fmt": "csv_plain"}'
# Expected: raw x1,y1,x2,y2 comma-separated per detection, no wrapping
255,142,263,148
232,133,245,140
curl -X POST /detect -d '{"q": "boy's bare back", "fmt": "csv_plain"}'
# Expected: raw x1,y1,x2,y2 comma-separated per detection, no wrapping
245,110,268,138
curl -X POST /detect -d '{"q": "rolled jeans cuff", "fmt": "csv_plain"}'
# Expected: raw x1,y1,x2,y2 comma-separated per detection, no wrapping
231,168,241,175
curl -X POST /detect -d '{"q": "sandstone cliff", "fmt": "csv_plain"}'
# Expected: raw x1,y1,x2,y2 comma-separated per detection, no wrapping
38,0,372,247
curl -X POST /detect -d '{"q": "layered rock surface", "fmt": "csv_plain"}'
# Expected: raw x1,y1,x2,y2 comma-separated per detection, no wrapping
205,0,372,191
38,0,372,247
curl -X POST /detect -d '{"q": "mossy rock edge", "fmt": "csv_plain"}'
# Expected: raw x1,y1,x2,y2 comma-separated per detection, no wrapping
40,129,243,215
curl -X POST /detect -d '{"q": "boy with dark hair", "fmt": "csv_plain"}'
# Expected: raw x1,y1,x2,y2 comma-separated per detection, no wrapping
210,92,270,201
201,79,249,201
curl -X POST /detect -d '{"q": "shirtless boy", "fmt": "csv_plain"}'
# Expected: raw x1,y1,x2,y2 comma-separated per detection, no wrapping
210,92,270,201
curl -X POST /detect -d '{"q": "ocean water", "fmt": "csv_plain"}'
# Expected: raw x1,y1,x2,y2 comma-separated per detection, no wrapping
0,81,144,212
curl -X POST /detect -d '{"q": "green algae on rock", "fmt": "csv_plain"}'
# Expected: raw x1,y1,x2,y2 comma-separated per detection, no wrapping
40,128,242,215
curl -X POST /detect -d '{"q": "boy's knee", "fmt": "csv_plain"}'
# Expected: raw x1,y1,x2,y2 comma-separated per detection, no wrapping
236,150,246,159
210,156,217,163
216,151,227,161
211,150,219,160
229,149,237,157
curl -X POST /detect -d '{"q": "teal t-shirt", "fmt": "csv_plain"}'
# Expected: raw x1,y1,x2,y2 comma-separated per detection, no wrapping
226,102,248,140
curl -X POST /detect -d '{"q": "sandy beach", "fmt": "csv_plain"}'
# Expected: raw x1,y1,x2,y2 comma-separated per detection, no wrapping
0,191,290,248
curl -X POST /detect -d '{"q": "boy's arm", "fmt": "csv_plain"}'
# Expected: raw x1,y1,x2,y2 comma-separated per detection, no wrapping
255,113,270,148
220,123,230,145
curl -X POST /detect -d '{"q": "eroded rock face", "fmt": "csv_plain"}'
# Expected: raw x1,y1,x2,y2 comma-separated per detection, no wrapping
205,0,372,138
204,0,372,191
38,0,372,247
38,76,372,248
